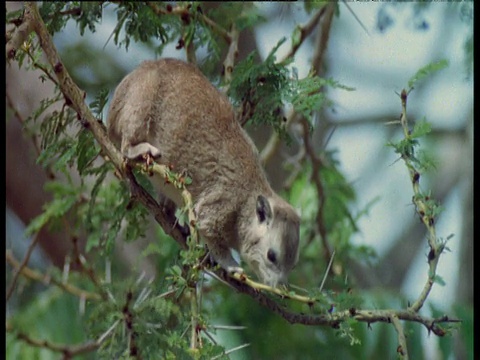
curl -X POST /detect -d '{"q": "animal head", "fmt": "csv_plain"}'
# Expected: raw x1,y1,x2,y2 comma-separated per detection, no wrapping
241,194,300,287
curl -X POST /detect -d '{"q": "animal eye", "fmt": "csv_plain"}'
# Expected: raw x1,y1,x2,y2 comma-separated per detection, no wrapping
267,249,277,264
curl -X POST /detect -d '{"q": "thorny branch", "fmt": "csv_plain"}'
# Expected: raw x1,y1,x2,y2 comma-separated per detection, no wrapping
6,232,41,302
259,3,336,265
6,319,119,360
260,3,334,166
122,290,141,359
6,251,102,301
391,314,409,360
300,117,331,261
221,270,459,336
398,89,444,314
279,4,330,63
6,3,460,358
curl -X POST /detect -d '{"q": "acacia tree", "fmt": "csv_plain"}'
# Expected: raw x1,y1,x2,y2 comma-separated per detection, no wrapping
6,2,472,359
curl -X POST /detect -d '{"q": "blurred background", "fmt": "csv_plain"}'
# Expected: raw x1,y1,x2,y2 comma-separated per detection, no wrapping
6,2,473,359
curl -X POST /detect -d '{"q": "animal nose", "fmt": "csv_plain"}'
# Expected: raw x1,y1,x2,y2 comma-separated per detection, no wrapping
266,273,287,288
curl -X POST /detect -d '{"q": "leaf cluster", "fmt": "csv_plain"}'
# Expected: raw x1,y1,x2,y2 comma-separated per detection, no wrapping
86,281,196,359
228,38,353,138
39,2,103,35
407,59,448,90
208,2,266,32
23,87,150,256
287,150,378,286
387,117,438,172
228,38,291,132
112,2,174,51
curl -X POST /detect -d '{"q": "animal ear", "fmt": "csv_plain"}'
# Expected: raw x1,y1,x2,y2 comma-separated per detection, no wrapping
256,195,272,224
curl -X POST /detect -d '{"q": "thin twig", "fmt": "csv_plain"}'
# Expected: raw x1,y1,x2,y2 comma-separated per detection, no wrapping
300,117,331,263
6,251,102,301
146,2,231,43
221,23,239,93
6,233,41,302
190,286,200,350
396,89,442,313
391,314,409,360
258,3,332,165
259,108,297,166
72,236,104,295
212,343,251,360
7,319,119,358
210,324,247,331
122,290,141,359
319,250,335,293
6,5,35,60
279,4,328,63
341,1,371,37
229,272,316,304
220,271,459,333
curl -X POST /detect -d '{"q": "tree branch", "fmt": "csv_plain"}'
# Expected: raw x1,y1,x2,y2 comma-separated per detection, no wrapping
391,314,409,360
397,89,444,313
279,4,329,63
6,232,41,302
220,271,459,334
6,5,35,60
300,117,331,263
6,251,102,301
6,318,119,359
221,23,239,92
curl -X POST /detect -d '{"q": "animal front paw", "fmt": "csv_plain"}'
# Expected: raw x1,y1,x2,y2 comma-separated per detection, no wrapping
124,142,161,160
226,266,244,275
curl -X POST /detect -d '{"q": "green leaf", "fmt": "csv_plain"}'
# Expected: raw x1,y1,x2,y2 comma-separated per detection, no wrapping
433,274,446,287
25,183,78,236
175,208,188,227
410,118,432,139
291,25,302,49
141,242,164,257
89,88,109,118
183,176,193,185
76,128,99,174
407,59,449,89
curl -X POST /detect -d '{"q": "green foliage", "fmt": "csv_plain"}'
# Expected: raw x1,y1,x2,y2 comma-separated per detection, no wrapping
228,38,291,131
76,2,104,35
89,88,110,119
207,3,266,33
453,304,473,359
287,149,377,277
76,128,100,175
410,117,431,138
39,2,71,34
84,178,150,254
39,2,103,35
25,181,78,236
7,287,89,360
407,59,448,90
229,39,353,138
387,118,437,174
113,3,171,50
86,281,193,359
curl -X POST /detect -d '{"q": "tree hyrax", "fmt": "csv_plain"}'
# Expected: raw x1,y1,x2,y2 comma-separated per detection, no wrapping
107,58,300,286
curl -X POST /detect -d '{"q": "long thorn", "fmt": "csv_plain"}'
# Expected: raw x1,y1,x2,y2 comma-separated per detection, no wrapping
319,250,335,292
